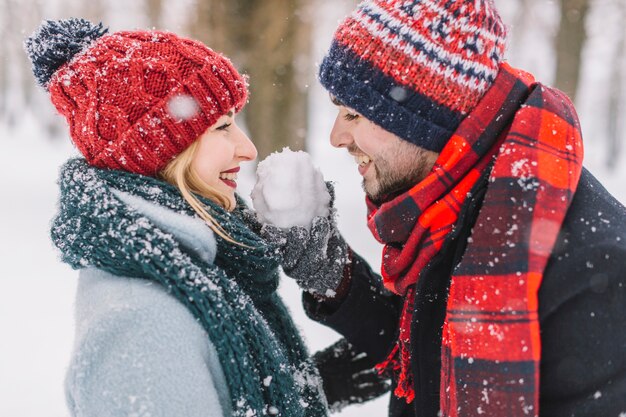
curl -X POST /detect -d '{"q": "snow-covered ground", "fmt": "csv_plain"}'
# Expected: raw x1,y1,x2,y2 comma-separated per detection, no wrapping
1,1,625,416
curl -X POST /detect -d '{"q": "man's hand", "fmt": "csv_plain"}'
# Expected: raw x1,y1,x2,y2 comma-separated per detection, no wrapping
313,338,391,412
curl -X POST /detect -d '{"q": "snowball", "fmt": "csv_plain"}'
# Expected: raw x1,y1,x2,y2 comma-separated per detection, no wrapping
251,147,331,230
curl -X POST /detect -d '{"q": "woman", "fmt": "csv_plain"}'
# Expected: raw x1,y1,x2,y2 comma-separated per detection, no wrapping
25,18,328,417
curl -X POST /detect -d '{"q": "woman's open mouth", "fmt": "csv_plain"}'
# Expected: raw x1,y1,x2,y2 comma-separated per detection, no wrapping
219,167,239,188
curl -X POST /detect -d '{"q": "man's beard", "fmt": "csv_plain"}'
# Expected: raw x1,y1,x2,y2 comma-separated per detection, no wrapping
364,147,437,205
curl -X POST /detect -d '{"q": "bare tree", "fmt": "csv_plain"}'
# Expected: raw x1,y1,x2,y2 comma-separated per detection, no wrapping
1,0,45,128
0,0,9,125
606,0,625,170
78,0,105,28
145,0,163,29
189,0,313,159
554,0,591,101
507,0,536,59
1,0,23,127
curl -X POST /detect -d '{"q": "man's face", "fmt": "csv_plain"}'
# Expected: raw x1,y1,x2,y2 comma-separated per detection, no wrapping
330,97,439,204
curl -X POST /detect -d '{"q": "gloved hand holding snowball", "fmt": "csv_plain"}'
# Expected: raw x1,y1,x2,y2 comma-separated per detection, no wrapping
251,148,350,297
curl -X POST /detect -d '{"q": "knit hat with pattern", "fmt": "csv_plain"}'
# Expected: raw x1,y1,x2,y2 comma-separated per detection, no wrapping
26,18,248,176
319,0,507,152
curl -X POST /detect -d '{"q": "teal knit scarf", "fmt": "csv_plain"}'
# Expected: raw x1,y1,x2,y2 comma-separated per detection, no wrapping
52,158,328,417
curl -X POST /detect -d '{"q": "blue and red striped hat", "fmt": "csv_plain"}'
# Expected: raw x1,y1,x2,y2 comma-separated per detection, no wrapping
319,0,507,152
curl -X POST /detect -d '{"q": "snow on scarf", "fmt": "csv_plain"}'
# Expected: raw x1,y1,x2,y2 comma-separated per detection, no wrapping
51,158,328,417
369,63,583,416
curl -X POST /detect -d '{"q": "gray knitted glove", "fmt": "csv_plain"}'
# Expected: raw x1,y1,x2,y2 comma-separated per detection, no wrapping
259,184,350,296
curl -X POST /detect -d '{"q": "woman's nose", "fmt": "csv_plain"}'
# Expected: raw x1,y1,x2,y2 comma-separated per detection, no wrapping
235,126,258,161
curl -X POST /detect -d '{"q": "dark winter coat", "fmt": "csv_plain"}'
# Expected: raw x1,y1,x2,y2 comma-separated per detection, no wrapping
304,167,626,417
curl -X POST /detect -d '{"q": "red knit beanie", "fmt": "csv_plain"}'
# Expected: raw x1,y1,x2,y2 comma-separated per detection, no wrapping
26,19,248,176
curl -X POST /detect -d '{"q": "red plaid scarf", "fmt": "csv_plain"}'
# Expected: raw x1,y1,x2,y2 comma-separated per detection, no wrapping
369,63,583,416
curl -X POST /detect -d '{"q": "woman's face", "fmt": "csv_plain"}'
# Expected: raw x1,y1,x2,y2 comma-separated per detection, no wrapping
192,109,257,208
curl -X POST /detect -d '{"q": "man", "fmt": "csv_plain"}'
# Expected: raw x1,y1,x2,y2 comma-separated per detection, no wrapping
263,0,626,416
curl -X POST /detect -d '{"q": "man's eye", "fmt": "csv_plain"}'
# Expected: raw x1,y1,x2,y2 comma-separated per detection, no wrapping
216,123,231,131
343,113,359,121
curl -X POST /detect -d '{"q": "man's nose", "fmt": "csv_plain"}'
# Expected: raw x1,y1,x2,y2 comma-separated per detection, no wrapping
330,114,353,148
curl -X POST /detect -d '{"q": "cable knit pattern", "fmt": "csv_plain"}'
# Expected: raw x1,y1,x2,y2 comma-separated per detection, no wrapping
27,20,248,176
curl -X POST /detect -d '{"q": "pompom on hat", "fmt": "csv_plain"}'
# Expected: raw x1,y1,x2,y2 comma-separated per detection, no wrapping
319,0,507,152
25,18,248,176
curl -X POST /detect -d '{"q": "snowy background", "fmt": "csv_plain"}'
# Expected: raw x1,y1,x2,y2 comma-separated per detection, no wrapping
1,1,625,416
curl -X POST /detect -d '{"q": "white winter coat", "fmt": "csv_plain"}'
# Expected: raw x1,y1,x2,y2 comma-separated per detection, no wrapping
65,191,232,417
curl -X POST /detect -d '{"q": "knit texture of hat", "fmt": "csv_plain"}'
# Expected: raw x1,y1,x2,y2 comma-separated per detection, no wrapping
26,19,248,176
319,0,507,152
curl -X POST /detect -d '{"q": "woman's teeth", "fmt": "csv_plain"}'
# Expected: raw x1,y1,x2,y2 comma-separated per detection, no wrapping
354,155,371,166
219,172,238,181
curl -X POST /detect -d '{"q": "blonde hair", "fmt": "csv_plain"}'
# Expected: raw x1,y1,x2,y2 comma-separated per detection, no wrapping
160,141,240,245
